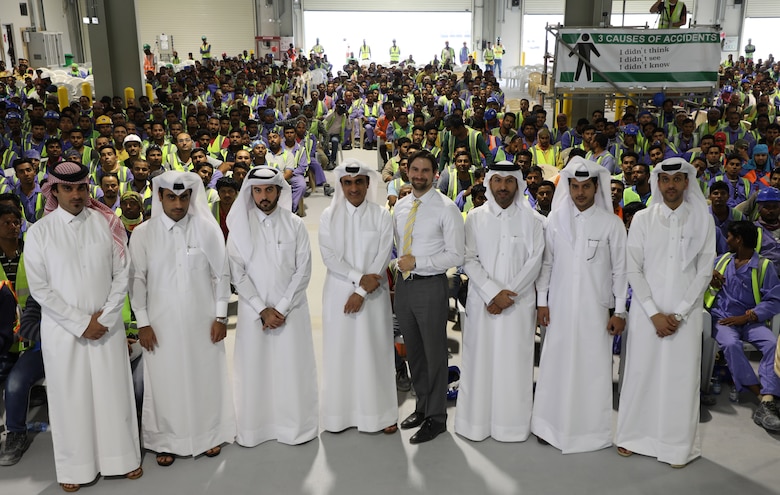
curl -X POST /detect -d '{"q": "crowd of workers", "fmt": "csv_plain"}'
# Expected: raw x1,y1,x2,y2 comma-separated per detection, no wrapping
0,31,778,491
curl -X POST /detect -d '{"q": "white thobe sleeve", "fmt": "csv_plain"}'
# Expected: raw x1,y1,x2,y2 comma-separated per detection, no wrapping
509,217,546,296
227,237,266,319
25,226,91,336
96,237,130,329
319,208,394,299
274,219,312,316
464,214,503,304
128,226,152,328
365,211,394,286
319,208,364,293
536,222,555,306
626,213,658,316
212,253,230,318
607,217,628,314
672,221,716,319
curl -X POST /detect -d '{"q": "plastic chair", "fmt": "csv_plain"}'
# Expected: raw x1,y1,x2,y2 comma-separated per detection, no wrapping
744,314,780,354
527,72,542,97
506,98,523,113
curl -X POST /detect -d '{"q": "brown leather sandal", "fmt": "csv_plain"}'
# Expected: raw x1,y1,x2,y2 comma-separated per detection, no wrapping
125,466,144,479
382,424,399,434
203,446,221,457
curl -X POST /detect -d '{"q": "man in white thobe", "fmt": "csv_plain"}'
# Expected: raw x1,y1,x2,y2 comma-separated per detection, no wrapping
455,161,545,442
319,159,397,434
532,156,628,453
129,170,235,466
616,158,716,467
226,166,318,446
25,161,142,491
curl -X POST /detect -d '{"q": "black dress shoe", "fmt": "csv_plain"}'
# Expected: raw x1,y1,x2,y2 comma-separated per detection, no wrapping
409,418,446,444
536,436,549,445
400,412,425,429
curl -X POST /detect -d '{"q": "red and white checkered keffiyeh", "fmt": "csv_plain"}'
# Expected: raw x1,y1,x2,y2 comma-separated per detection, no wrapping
41,161,127,259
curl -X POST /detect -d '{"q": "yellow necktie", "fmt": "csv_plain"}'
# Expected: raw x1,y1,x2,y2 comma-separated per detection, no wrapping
401,199,421,280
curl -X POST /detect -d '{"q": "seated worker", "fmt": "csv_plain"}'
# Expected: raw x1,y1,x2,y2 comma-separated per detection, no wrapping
704,221,780,432
438,150,476,204
711,153,752,208
710,180,744,242
736,167,780,221
386,156,410,209
0,204,46,466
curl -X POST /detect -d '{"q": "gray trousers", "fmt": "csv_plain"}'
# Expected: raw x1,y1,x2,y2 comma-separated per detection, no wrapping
395,273,449,423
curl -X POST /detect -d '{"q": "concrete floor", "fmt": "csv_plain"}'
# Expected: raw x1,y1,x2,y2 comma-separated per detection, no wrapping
2,148,780,494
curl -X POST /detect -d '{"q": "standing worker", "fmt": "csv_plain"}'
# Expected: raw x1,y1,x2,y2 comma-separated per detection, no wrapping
389,40,401,65
311,38,325,57
200,35,212,62
650,0,687,29
142,44,156,74
745,39,756,62
493,38,505,80
483,42,495,72
459,42,470,65
360,39,371,63
441,41,456,67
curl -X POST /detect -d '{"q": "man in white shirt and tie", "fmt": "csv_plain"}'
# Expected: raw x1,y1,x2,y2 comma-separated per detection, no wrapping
393,150,465,444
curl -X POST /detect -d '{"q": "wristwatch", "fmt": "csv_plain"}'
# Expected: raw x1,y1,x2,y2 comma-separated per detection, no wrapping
215,316,229,325
613,312,627,319
673,313,684,322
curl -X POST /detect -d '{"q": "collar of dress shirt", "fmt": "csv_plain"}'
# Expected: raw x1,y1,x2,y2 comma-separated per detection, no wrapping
253,204,281,223
492,201,518,218
345,199,367,216
161,211,191,230
573,203,597,219
411,186,436,204
658,200,688,219
56,205,88,224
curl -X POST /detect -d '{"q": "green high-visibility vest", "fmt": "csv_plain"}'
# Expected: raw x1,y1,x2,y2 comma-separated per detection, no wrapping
447,127,480,169
208,135,226,156
1,148,17,169
0,254,32,352
714,175,751,201
390,46,400,63
703,253,770,309
658,1,684,29
623,187,652,206
360,45,371,60
447,167,474,202
0,253,28,310
363,103,380,119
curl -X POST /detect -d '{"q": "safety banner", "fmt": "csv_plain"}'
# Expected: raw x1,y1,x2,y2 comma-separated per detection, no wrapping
554,28,720,92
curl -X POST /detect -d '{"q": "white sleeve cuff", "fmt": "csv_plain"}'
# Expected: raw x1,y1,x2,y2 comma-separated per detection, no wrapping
348,269,363,286
275,297,291,316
